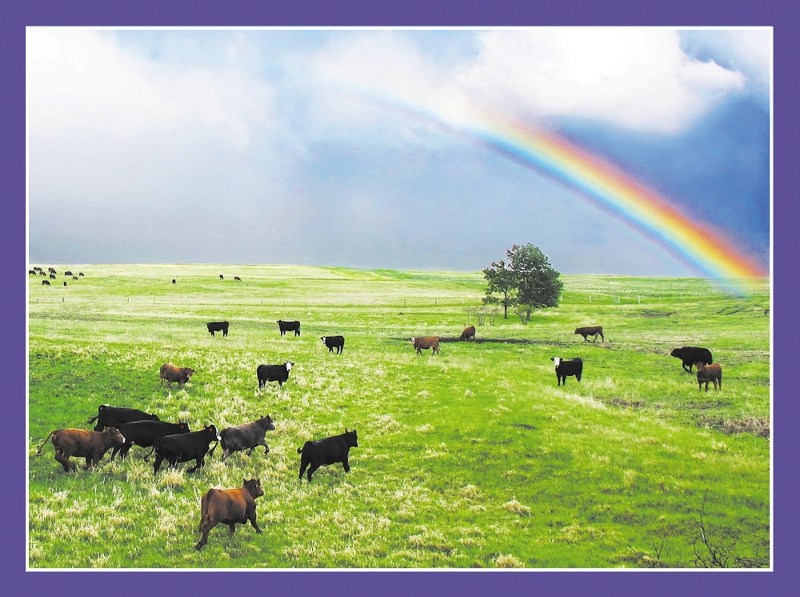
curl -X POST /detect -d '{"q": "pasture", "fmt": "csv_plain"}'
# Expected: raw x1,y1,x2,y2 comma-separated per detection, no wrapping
27,265,771,568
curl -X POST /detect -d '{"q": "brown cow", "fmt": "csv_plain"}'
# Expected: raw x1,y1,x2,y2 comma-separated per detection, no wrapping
411,336,440,355
696,362,722,391
160,363,195,388
195,478,263,550
460,325,476,341
574,326,604,342
36,427,125,472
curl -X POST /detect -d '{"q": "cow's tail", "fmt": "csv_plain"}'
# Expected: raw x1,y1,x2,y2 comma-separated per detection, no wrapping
198,490,213,534
142,445,156,461
208,440,220,458
35,431,56,455
86,414,98,424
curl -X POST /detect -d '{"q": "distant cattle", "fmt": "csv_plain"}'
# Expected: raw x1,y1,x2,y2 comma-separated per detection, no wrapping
257,362,294,389
160,363,196,389
670,347,713,373
63,281,67,287
39,271,47,276
219,274,224,280
41,280,50,286
64,270,73,276
79,272,84,277
33,266,42,272
48,267,56,274
28,270,36,275
298,429,359,482
460,325,476,341
696,362,723,392
72,276,78,280
87,405,161,432
217,415,275,462
411,336,440,355
110,420,190,460
206,321,229,337
574,326,604,342
551,357,583,386
152,424,220,474
36,427,125,472
277,320,301,336
234,276,241,281
49,273,56,279
320,335,345,354
172,279,176,284
195,478,264,551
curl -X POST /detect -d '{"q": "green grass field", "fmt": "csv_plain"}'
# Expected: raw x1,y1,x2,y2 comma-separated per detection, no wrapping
27,264,771,569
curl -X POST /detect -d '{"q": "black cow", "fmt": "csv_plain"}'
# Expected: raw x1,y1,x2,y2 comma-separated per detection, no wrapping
219,274,224,280
42,280,50,286
87,405,160,432
551,357,583,386
670,346,713,372
256,362,295,388
206,321,229,337
277,320,301,336
72,276,79,280
574,326,604,342
64,270,73,276
320,335,345,354
234,276,241,281
110,420,191,460
297,429,359,482
217,415,275,462
48,267,56,274
33,266,42,272
63,281,67,287
49,273,56,279
152,425,220,473
28,270,36,275
39,271,47,276
79,272,84,277
172,279,176,284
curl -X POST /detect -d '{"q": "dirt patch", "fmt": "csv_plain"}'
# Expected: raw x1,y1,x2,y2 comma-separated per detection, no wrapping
698,415,770,439
640,310,676,318
511,423,535,430
391,336,571,347
606,397,645,409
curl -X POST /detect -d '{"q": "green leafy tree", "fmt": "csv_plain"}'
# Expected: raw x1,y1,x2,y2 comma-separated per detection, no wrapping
483,244,563,320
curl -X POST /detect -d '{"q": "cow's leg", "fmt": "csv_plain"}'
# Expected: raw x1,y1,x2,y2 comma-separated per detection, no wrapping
249,513,262,534
195,521,215,550
222,449,231,462
307,463,320,482
188,457,205,473
576,372,582,382
55,452,72,472
153,454,165,473
299,456,309,480
262,442,269,455
342,457,351,473
228,524,236,536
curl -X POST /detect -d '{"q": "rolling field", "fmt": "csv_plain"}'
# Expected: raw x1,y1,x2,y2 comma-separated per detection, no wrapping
27,265,771,569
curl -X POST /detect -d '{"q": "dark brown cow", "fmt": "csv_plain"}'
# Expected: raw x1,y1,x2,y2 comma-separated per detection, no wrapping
460,325,476,340
574,326,604,342
195,478,263,550
411,336,440,355
696,362,723,391
160,363,195,388
36,427,125,472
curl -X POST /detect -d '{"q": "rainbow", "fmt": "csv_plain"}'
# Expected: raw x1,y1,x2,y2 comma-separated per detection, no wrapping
350,87,768,288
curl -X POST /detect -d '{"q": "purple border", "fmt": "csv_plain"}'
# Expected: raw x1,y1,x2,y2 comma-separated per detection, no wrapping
5,1,795,595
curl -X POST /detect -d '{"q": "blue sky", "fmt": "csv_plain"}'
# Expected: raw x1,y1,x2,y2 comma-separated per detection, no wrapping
27,28,771,276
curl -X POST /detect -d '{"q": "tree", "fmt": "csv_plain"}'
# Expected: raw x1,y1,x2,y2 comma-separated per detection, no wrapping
482,244,563,320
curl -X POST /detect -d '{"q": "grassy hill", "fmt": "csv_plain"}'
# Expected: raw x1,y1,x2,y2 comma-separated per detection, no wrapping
27,265,770,568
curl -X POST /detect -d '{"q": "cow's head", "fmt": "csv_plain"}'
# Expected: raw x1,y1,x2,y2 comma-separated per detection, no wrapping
243,478,264,499
320,336,326,343
104,427,126,445
203,424,221,441
259,415,276,431
178,422,190,432
345,428,359,448
285,361,295,372
185,368,196,378
670,348,681,357
409,337,416,345
550,357,562,367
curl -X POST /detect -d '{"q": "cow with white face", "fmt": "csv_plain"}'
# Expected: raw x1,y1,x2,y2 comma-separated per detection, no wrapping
550,357,583,386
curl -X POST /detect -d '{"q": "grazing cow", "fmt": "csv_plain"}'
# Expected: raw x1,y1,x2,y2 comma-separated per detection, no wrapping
63,281,67,287
551,357,583,386
320,335,345,354
256,362,294,389
33,266,42,272
460,325,476,341
411,336,440,355
219,274,224,280
48,267,56,274
72,276,78,280
574,326,604,342
234,276,241,281
79,272,84,277
216,415,275,462
670,347,713,373
41,280,50,286
277,320,301,336
160,363,196,389
297,429,359,482
110,420,190,460
152,424,220,474
36,427,125,472
64,270,73,276
206,321,229,337
87,405,161,432
172,279,176,284
39,271,47,276
195,478,263,551
49,273,56,279
28,270,36,275
696,362,723,392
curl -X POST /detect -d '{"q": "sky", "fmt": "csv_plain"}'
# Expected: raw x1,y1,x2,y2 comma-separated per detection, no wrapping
26,28,771,277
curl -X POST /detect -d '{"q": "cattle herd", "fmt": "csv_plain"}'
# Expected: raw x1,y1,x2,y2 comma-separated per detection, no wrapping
31,272,724,552
31,266,84,286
